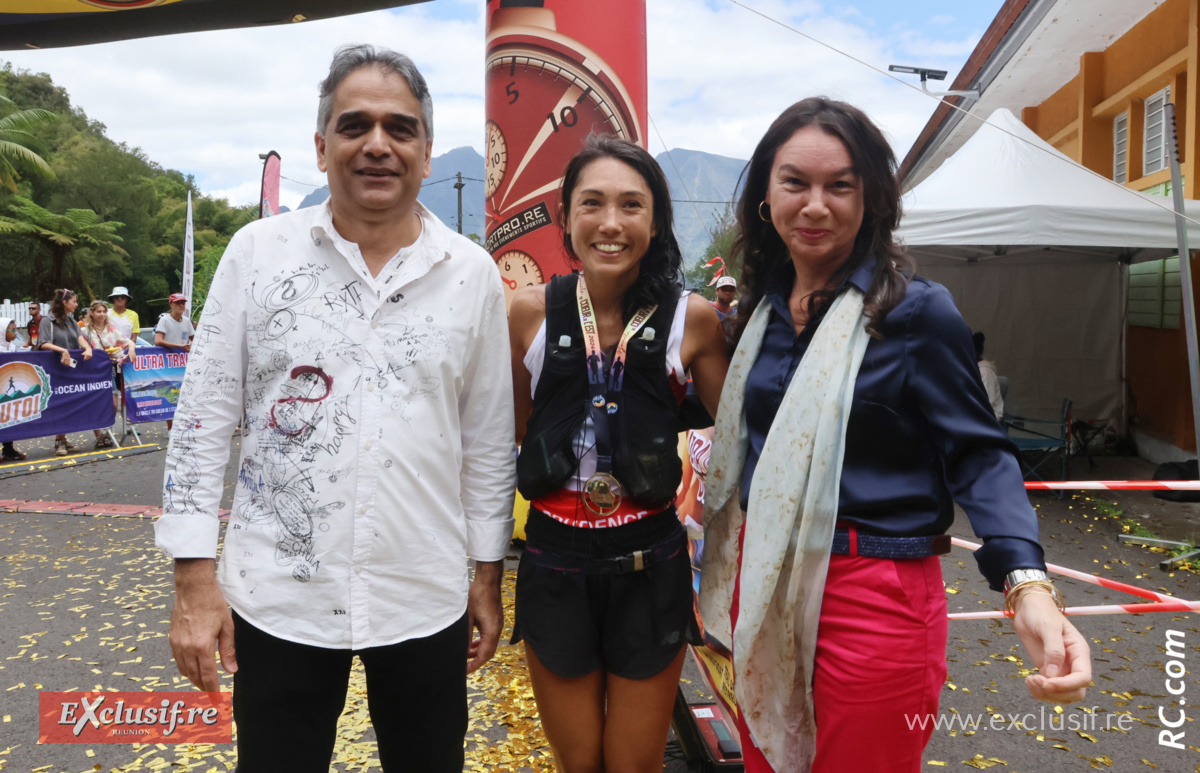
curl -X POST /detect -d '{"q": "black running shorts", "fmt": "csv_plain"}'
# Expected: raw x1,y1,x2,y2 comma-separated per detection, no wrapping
511,507,699,680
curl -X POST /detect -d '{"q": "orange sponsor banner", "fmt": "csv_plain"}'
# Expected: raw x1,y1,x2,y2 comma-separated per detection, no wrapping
38,692,232,744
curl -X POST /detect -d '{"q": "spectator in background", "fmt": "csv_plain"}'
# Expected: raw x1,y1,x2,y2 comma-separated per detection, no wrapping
39,289,94,456
973,331,1005,422
155,293,194,431
1,317,19,351
155,293,194,353
83,300,136,449
0,317,26,460
712,275,739,321
83,300,136,362
109,286,139,344
26,302,42,349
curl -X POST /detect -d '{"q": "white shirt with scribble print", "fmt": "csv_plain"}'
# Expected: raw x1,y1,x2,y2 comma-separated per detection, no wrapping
155,199,517,649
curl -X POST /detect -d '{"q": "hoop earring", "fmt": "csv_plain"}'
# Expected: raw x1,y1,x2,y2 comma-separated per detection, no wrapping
758,201,771,223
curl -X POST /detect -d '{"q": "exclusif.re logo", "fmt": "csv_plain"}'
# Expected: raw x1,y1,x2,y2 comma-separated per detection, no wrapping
38,692,232,744
0,361,51,431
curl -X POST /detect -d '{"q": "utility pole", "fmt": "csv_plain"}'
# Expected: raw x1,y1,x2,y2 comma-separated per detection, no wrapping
453,172,465,234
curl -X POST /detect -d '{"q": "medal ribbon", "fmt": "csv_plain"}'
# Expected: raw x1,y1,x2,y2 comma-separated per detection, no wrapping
575,274,657,478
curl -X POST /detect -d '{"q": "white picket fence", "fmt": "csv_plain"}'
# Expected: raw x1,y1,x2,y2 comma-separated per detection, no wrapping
0,299,52,338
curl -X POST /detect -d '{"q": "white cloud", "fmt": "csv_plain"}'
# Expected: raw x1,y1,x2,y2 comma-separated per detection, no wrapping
206,180,261,209
1,3,486,210
645,0,982,164
0,1,985,209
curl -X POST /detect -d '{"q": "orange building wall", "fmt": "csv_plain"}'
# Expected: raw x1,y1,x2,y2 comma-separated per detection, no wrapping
1103,0,1188,96
1034,77,1080,140
1025,0,1199,452
1056,133,1080,160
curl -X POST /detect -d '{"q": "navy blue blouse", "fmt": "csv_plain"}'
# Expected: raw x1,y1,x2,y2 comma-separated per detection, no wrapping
739,260,1045,590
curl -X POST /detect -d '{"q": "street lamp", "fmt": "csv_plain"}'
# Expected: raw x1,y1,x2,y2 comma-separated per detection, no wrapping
888,64,980,99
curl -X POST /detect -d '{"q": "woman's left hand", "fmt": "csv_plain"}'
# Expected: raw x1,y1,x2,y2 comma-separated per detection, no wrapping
1013,591,1092,703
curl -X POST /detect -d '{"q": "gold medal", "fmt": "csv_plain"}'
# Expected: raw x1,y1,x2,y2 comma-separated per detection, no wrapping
583,473,622,516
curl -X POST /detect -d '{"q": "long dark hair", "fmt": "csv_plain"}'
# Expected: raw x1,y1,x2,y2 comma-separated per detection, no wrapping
731,97,912,340
558,134,683,321
50,289,75,325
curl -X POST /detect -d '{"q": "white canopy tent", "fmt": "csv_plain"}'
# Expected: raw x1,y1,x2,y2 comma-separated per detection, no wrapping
897,108,1200,428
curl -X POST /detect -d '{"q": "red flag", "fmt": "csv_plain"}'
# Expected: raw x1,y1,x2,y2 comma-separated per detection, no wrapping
259,151,281,219
705,256,726,286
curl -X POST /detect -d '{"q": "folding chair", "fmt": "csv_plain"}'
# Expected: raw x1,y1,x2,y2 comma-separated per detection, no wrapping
1003,398,1073,497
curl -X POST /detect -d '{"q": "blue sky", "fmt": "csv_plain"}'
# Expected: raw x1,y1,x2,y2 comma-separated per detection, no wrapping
0,0,1006,208
840,0,1004,38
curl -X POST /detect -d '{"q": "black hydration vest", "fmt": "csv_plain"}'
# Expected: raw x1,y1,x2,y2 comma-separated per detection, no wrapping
517,274,683,508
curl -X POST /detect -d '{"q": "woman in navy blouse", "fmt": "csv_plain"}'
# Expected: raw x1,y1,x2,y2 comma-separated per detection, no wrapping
699,98,1092,773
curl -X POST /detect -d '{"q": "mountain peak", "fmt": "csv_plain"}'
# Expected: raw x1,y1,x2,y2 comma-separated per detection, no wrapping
297,145,745,261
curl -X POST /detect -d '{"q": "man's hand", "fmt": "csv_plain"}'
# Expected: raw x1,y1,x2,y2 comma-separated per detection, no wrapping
169,558,237,692
466,560,504,674
1013,591,1092,704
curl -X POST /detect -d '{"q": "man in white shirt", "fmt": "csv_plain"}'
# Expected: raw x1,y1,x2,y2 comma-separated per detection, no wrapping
711,274,738,321
154,293,194,352
156,45,516,772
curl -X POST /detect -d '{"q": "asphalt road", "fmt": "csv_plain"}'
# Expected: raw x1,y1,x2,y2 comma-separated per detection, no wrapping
1,433,1199,772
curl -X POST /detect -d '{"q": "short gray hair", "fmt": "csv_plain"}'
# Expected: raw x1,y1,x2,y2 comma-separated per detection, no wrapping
317,44,434,140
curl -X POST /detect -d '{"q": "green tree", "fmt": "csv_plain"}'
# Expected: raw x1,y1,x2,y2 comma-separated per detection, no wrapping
38,133,161,305
684,203,739,299
0,92,55,192
151,193,254,311
189,238,231,317
0,66,260,314
0,196,127,299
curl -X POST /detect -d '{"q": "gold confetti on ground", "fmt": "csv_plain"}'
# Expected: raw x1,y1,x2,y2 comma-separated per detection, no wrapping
464,570,555,773
1075,753,1114,768
962,753,1008,769
1,513,553,771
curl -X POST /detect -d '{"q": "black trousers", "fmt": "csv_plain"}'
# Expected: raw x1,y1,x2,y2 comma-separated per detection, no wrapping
231,610,469,773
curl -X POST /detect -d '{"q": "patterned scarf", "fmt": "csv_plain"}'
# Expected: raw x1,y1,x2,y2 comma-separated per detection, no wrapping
699,286,869,771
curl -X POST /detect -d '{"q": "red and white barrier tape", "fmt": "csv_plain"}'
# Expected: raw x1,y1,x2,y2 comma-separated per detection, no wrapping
948,537,1196,619
1024,480,1200,490
949,600,1199,620
950,538,1181,603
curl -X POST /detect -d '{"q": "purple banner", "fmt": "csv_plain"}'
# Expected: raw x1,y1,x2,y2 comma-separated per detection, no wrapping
0,351,115,442
122,346,187,424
